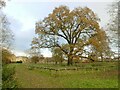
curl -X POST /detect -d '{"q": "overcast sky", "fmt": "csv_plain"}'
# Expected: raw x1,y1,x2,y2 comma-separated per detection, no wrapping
3,0,116,57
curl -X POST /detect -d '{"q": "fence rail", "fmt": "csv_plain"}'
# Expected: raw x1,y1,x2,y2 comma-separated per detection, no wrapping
28,65,117,72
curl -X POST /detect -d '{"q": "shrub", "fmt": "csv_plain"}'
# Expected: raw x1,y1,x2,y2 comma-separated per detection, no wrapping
2,49,12,65
2,48,18,89
2,65,17,89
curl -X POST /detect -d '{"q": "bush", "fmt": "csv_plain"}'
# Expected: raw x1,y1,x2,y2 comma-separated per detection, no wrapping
2,49,12,65
2,48,18,89
2,65,17,89
2,66,15,81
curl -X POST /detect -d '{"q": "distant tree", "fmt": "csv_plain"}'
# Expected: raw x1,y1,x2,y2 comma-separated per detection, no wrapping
25,41,44,63
52,47,64,64
25,41,43,58
31,56,39,64
2,48,12,65
32,5,109,65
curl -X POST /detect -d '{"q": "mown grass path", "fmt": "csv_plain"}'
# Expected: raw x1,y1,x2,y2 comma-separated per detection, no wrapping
11,62,118,88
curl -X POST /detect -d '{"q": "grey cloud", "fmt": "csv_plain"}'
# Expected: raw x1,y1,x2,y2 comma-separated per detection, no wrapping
14,28,35,51
7,16,35,52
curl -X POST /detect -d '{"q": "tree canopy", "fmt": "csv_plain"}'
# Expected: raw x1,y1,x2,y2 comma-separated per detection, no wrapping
107,1,119,49
0,0,14,49
32,5,110,65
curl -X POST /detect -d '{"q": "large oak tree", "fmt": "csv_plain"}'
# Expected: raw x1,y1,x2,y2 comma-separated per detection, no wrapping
32,6,109,65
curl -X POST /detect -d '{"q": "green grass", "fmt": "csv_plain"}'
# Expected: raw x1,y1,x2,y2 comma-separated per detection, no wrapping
10,62,118,88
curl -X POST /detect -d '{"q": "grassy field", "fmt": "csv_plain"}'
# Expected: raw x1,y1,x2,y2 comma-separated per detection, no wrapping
9,62,118,88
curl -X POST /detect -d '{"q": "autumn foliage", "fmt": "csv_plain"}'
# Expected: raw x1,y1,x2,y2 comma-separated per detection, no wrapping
32,5,110,65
